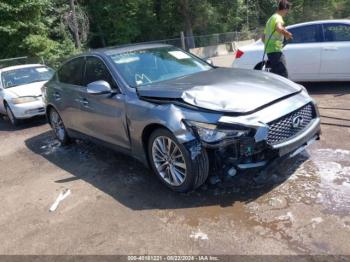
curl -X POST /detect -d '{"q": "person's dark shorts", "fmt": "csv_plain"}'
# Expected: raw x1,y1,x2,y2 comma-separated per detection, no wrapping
267,52,289,78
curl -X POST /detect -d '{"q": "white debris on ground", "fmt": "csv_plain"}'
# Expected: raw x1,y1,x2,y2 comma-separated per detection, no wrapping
310,149,350,214
243,147,350,252
190,230,209,240
311,217,324,229
269,196,288,209
277,212,294,222
40,139,62,155
49,189,71,212
257,148,350,213
40,137,93,161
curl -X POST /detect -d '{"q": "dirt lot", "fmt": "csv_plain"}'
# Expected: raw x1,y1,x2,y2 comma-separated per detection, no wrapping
0,82,349,255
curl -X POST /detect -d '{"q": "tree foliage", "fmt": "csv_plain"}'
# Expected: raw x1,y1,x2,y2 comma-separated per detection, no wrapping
0,0,349,67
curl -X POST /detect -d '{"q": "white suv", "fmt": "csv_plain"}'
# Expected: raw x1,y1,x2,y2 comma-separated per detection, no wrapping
0,64,54,125
233,20,350,82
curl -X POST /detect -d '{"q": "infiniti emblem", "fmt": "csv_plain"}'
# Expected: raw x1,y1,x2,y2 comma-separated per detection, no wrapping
292,116,304,128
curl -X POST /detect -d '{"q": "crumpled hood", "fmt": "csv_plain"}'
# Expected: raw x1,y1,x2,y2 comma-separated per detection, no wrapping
5,81,46,98
137,68,302,113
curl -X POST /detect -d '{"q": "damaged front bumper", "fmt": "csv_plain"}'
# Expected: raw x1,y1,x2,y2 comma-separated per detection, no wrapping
185,117,321,172
236,117,321,170
272,118,320,157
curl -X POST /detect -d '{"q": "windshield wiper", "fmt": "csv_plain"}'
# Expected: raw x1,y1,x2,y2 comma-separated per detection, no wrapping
26,79,47,84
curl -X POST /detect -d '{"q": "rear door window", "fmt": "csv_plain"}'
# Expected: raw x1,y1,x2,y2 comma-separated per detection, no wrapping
323,23,350,42
288,25,321,44
57,57,85,86
84,56,116,89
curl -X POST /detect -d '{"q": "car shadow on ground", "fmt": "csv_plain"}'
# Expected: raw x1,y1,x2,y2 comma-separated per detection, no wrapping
25,131,308,211
301,81,350,96
0,115,47,131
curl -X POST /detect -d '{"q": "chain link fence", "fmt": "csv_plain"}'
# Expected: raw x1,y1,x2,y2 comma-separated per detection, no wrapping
0,56,46,69
135,30,260,59
0,30,260,68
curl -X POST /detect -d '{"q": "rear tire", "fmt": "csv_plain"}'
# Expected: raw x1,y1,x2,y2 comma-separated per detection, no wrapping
148,128,209,192
49,108,70,145
5,104,20,126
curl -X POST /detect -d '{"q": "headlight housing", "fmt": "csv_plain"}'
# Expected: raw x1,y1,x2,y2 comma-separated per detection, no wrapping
11,96,39,104
184,120,250,143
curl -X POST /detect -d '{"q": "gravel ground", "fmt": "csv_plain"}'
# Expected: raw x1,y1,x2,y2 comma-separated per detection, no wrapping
0,82,349,255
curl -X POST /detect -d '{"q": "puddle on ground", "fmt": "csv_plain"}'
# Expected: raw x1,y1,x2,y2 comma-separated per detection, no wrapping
39,135,350,252
155,147,350,253
244,148,350,214
39,137,93,160
40,138,62,155
275,148,350,214
38,136,146,186
244,147,350,253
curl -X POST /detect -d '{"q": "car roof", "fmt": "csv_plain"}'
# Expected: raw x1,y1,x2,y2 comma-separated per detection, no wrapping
88,43,173,56
0,64,45,73
57,43,175,69
287,19,350,29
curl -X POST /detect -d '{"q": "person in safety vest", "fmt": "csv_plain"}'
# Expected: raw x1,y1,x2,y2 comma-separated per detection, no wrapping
263,0,293,78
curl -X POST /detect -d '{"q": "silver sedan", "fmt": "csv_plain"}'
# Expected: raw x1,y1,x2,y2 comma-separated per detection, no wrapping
43,44,321,192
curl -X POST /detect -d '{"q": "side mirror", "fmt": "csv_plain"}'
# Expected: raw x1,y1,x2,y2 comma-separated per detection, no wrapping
87,80,112,95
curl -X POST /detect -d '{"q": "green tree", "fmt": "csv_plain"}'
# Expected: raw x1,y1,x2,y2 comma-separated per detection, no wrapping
0,0,76,67
1,0,349,65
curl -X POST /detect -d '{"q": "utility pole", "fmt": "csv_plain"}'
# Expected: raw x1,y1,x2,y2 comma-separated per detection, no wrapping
69,0,81,49
179,0,195,49
180,31,186,50
246,0,249,29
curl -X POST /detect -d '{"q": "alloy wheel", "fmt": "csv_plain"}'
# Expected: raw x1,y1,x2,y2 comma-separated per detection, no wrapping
50,110,66,142
152,136,187,186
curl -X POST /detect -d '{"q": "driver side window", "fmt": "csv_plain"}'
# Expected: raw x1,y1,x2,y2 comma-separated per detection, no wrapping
85,56,117,89
57,57,85,86
288,25,320,44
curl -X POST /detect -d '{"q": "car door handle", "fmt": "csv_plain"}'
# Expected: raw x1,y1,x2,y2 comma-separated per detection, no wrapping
53,92,61,100
81,99,89,107
74,98,89,107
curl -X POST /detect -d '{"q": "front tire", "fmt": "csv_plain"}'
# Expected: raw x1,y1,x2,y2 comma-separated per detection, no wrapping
5,104,19,126
148,128,209,192
49,108,70,145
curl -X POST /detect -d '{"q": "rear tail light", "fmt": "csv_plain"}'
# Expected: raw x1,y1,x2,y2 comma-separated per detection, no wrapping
235,49,244,59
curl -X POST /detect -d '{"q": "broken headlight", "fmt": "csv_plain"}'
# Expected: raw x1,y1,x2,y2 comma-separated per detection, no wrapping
184,120,250,143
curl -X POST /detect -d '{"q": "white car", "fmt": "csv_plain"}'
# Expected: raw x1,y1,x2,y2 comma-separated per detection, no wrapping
0,64,54,125
233,20,350,82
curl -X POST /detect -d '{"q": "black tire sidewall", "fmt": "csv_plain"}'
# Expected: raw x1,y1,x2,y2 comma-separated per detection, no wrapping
5,104,18,126
148,128,200,192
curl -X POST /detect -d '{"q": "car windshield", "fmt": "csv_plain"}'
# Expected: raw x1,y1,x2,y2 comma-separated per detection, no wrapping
108,47,212,87
1,66,54,89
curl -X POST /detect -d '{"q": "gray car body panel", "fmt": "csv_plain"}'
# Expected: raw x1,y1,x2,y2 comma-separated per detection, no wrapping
43,44,319,168
137,68,302,113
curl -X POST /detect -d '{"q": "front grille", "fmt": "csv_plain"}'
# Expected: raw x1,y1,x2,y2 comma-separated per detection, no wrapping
267,103,315,145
